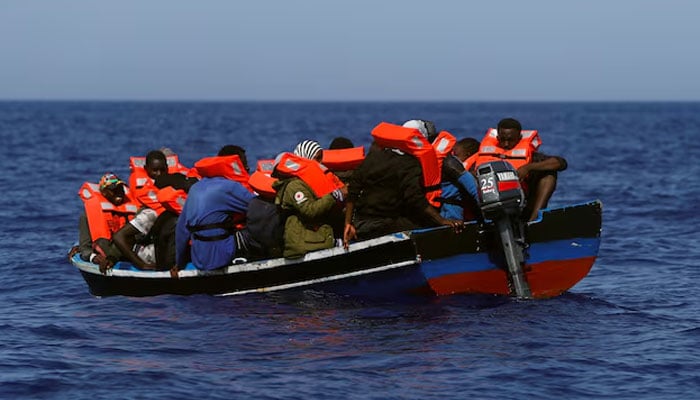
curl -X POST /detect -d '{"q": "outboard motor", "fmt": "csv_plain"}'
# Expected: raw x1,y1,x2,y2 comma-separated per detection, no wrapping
475,161,532,299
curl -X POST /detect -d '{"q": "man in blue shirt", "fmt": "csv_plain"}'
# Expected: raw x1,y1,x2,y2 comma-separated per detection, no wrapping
175,146,255,271
405,120,480,221
438,154,480,220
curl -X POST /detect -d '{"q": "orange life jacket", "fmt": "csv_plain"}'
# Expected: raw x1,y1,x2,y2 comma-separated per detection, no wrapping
248,171,277,199
473,128,541,170
79,182,138,242
321,147,365,171
257,159,276,173
192,155,253,192
371,122,442,208
273,153,343,198
128,153,190,191
432,131,457,174
189,155,252,229
248,159,278,199
156,186,188,215
133,183,166,216
463,153,479,171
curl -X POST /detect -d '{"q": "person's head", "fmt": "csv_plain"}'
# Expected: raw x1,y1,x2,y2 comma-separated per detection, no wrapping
329,137,354,150
453,138,480,162
402,119,437,142
294,140,323,162
218,144,248,171
496,118,523,150
145,150,168,179
98,172,126,206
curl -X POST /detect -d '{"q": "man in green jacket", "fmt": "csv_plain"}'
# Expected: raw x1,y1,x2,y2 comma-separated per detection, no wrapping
272,141,347,259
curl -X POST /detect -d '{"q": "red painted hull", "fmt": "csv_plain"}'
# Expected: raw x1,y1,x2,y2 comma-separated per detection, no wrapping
427,256,596,298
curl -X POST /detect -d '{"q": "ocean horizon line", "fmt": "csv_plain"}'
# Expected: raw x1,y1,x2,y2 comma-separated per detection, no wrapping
1,98,699,104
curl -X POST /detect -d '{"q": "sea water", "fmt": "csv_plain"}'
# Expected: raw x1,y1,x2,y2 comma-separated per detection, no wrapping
0,101,698,399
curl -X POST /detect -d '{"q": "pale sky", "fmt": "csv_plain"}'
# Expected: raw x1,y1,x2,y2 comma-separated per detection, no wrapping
1,0,698,101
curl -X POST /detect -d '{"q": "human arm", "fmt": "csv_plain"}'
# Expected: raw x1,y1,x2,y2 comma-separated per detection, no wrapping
174,206,190,269
77,212,94,261
343,200,356,249
423,204,464,233
517,153,567,179
401,158,463,232
443,155,479,205
113,223,157,270
282,179,337,220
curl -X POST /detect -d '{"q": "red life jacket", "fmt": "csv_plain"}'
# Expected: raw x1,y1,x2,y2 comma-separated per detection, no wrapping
473,128,541,170
274,153,343,198
79,182,138,242
248,159,277,199
321,147,365,171
128,153,190,191
371,122,441,208
192,155,253,192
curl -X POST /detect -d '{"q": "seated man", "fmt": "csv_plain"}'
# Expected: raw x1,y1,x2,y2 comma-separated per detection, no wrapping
113,150,194,270
453,137,480,170
246,156,286,260
329,137,354,150
244,186,285,261
473,118,568,221
273,141,347,259
343,121,462,245
322,137,365,184
175,145,257,271
71,173,138,273
438,153,480,221
409,120,481,222
440,136,481,221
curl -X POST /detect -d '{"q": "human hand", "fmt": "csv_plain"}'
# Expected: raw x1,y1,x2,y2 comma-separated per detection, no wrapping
170,266,180,279
68,246,79,260
93,254,106,266
442,219,464,234
97,257,114,274
343,223,357,250
516,165,530,179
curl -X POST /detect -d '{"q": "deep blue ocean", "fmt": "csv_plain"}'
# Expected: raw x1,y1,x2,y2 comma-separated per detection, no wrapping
0,101,698,399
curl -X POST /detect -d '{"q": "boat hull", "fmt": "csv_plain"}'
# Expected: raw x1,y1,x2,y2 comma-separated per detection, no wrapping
70,200,602,299
414,201,602,298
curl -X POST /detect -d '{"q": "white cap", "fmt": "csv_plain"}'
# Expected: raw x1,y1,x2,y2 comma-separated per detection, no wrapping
402,120,429,138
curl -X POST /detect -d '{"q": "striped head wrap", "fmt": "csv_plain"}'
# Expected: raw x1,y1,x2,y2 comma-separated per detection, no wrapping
293,140,323,161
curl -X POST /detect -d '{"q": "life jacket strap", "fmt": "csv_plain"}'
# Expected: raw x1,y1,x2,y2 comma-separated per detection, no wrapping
186,218,236,242
192,231,235,242
435,197,464,206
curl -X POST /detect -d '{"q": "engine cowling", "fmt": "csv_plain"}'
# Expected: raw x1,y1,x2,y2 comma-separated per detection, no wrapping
475,161,525,220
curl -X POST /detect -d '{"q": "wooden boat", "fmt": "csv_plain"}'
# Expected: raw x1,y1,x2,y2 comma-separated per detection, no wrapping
69,199,602,299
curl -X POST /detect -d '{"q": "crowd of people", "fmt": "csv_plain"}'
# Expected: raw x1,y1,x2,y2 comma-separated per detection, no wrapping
70,118,567,275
